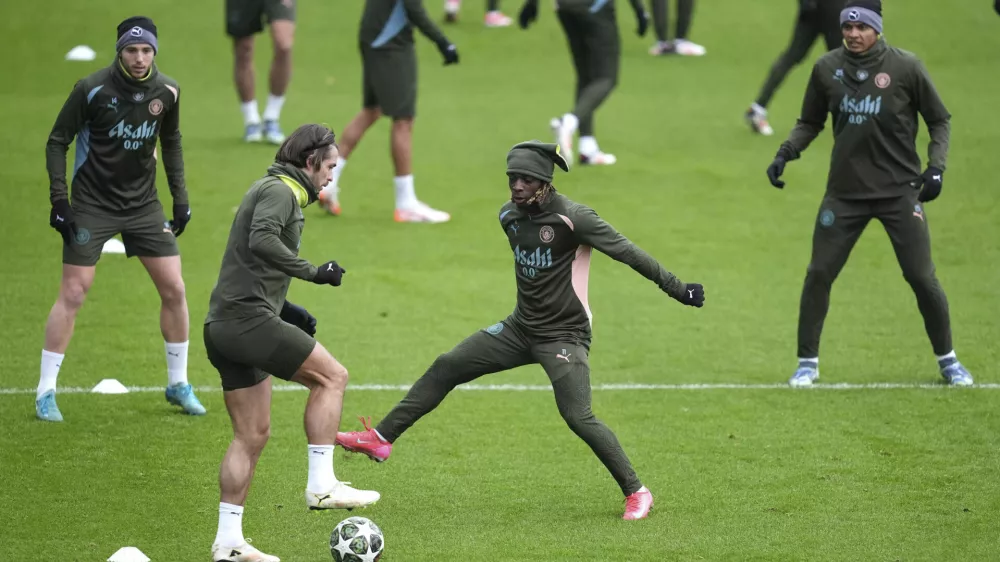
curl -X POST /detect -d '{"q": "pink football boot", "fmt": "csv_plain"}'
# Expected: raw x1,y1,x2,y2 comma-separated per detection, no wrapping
336,416,393,463
623,486,653,520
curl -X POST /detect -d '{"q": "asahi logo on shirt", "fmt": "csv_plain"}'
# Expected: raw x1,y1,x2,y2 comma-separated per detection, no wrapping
513,245,553,269
109,119,158,150
840,94,881,124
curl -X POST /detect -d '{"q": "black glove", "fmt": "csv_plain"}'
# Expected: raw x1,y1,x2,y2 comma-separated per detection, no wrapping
49,199,77,246
313,260,346,286
438,43,459,65
280,301,317,336
677,283,705,308
766,157,787,188
518,0,538,29
917,166,944,202
995,0,1000,16
170,203,191,237
636,10,649,37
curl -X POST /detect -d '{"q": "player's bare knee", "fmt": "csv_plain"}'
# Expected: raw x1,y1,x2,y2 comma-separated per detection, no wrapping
272,37,293,58
59,280,89,311
234,38,254,63
158,277,186,308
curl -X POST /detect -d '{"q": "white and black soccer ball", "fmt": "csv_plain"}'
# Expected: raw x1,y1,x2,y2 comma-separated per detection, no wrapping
330,516,384,562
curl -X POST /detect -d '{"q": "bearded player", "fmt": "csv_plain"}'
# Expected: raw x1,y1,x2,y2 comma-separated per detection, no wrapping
337,140,705,520
39,16,204,421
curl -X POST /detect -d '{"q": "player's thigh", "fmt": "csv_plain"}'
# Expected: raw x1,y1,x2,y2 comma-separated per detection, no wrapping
207,317,314,386
265,0,296,25
121,206,179,259
532,341,591,385
784,17,819,63
290,341,347,390
368,49,417,119
876,193,936,279
585,11,620,81
557,11,588,75
62,209,123,267
226,0,266,38
437,320,534,376
223,376,273,441
807,197,871,276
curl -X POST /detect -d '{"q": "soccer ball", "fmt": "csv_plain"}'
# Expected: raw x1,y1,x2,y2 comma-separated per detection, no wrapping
330,516,384,562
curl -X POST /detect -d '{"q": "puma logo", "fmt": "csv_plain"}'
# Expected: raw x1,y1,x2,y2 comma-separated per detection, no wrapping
688,289,695,299
327,263,337,271
229,549,242,557
932,175,941,181
55,215,64,222
556,353,571,362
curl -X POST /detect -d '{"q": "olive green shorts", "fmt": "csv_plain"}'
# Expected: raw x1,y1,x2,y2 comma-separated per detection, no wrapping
226,0,296,38
204,316,315,391
361,46,417,119
63,205,179,266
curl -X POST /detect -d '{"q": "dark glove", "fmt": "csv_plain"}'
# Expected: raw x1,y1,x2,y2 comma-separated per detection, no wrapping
917,166,944,202
170,203,191,237
313,260,346,286
677,283,705,308
280,301,317,336
636,10,649,37
49,199,77,246
767,157,787,188
518,0,538,29
438,43,459,65
995,0,1000,16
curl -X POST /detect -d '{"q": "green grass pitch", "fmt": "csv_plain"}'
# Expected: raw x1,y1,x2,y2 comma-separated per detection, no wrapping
1,0,998,560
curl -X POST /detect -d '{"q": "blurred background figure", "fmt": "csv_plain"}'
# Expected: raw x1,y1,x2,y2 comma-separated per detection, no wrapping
647,0,706,56
444,0,514,27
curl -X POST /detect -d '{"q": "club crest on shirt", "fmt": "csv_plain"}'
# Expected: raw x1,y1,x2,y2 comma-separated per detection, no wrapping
875,72,891,89
133,92,144,102
148,98,163,116
539,225,555,244
856,69,869,81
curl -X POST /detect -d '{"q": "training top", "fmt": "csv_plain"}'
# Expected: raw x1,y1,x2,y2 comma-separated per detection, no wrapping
360,0,450,50
46,62,187,214
498,191,685,342
781,39,951,199
206,164,319,324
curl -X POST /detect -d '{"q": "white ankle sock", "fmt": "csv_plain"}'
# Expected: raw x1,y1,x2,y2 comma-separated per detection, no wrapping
215,502,245,547
262,94,285,122
322,158,347,197
165,341,189,386
307,444,336,492
798,357,819,366
578,136,599,156
241,101,260,126
394,175,417,209
936,350,957,364
751,102,767,115
560,113,579,134
38,350,64,399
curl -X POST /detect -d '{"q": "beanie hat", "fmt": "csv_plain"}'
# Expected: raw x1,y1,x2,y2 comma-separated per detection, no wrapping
116,16,158,54
841,0,883,34
506,141,569,183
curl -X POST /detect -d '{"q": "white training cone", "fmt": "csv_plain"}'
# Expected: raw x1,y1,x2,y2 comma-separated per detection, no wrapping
92,379,129,394
66,45,96,61
102,238,126,254
108,547,150,562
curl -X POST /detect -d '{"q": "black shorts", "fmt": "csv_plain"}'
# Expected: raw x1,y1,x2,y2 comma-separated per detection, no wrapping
361,45,417,119
63,204,179,267
226,0,296,38
204,316,315,391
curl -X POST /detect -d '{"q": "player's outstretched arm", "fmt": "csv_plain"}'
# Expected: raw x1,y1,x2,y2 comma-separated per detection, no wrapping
767,64,828,188
403,0,459,64
573,205,704,307
46,81,88,205
248,185,320,281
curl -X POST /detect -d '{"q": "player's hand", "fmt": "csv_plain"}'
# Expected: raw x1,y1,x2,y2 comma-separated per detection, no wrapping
439,43,459,65
313,260,346,286
170,203,191,237
917,166,943,202
280,301,317,336
635,10,649,37
676,283,705,308
49,199,77,246
766,157,787,188
518,0,538,29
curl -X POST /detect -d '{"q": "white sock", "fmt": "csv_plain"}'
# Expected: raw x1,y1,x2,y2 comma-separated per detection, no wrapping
262,94,285,122
751,102,767,115
322,157,348,197
241,100,260,126
798,357,819,366
214,502,245,547
936,350,957,364
165,341,189,386
38,350,64,399
374,429,389,443
307,444,336,492
578,136,599,157
560,113,579,135
394,175,417,209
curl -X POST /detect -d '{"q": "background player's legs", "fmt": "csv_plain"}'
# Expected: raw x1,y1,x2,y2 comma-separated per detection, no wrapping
793,198,871,385
37,264,96,420
877,196,970,384
318,107,380,215
553,10,588,164
261,19,295,143
672,0,705,55
215,377,272,553
232,36,262,141
484,0,512,26
535,343,642,496
747,15,819,135
372,324,533,443
576,13,620,163
650,0,668,44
